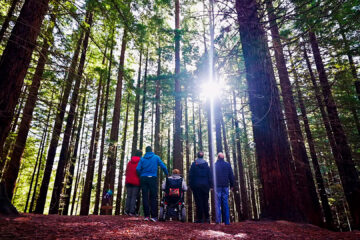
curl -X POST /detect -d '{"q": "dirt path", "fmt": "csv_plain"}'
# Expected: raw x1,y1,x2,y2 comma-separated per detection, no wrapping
0,214,359,239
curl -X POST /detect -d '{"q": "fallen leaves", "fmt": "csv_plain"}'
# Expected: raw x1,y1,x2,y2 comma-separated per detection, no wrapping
0,214,359,239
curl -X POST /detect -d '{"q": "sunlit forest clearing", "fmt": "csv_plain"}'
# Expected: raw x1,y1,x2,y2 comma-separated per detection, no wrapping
0,0,360,239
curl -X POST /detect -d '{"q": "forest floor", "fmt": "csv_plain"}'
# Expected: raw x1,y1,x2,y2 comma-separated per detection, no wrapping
0,214,359,239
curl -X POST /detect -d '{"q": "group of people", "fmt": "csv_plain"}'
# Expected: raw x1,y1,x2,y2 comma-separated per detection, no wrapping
123,146,235,225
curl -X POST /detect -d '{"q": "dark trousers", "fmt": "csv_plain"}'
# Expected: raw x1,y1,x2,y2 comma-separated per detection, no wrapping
125,184,140,214
192,186,210,221
140,176,158,218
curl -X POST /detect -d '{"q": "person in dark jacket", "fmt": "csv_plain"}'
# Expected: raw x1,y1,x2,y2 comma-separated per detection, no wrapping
214,152,234,225
136,146,168,222
189,151,212,223
124,150,142,216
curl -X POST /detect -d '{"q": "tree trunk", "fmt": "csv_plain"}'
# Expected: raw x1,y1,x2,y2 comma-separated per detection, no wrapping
101,28,128,215
62,92,87,215
94,30,115,215
115,94,131,215
192,102,197,158
232,92,249,220
0,86,27,174
2,15,56,199
29,100,53,213
267,1,323,226
185,91,193,222
235,0,304,222
214,100,223,154
0,0,50,157
49,12,92,214
139,48,149,151
155,42,161,156
206,101,216,221
173,0,183,173
291,56,335,229
70,105,89,215
198,103,203,151
80,70,104,216
229,94,242,222
34,27,84,214
241,106,258,220
131,48,142,155
0,0,21,43
308,30,360,229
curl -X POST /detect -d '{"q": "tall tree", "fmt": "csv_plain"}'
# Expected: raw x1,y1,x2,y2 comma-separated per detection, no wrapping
62,91,87,215
0,0,50,157
173,0,183,173
232,92,249,220
115,93,131,215
34,25,85,213
101,28,128,215
290,52,334,229
49,12,93,214
80,69,104,216
308,30,360,229
139,49,149,151
94,29,115,215
235,0,304,222
1,13,56,199
131,48,142,155
266,1,323,226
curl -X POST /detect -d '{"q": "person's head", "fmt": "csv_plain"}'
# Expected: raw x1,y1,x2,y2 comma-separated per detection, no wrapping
145,146,152,153
172,169,180,175
217,152,224,159
135,150,142,157
197,151,204,158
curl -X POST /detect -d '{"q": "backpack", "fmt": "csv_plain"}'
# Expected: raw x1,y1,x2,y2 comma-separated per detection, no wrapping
165,177,183,197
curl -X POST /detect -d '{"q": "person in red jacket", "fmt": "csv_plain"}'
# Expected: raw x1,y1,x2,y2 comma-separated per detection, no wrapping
124,150,142,216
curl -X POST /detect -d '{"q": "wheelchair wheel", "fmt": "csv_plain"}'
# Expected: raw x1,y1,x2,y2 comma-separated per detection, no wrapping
181,207,186,222
159,206,165,221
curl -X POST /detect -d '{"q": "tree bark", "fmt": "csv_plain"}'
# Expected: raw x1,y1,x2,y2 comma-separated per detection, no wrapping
291,56,335,229
101,28,128,215
2,14,56,200
131,48,142,155
235,0,303,222
29,100,53,213
34,27,84,214
49,12,92,214
115,94,131,215
0,0,21,43
266,1,323,226
139,48,149,151
154,42,161,156
232,92,249,220
80,68,104,216
173,0,183,173
94,31,115,215
62,92,87,215
241,106,258,219
308,30,360,229
0,0,50,157
185,91,193,222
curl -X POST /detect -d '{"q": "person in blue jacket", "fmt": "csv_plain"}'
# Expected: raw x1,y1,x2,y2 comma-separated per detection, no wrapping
136,146,168,222
189,151,212,223
214,152,234,225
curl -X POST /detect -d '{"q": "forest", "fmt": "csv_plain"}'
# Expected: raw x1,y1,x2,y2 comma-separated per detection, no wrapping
0,0,360,239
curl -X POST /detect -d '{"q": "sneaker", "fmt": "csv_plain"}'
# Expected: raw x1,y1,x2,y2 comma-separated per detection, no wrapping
144,217,150,221
150,217,158,222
